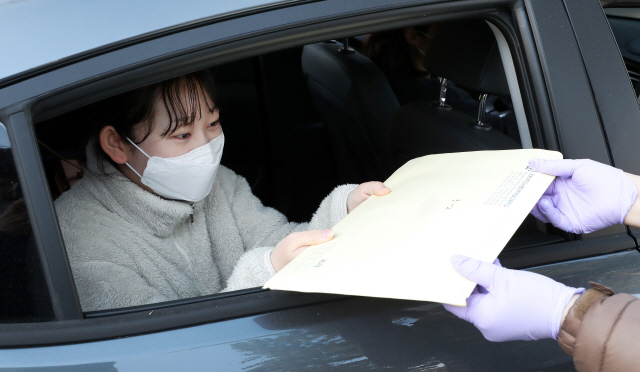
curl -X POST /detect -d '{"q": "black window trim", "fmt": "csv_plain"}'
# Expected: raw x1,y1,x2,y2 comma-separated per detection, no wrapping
5,112,82,321
27,0,513,124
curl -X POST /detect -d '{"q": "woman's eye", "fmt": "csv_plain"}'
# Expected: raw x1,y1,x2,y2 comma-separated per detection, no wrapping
209,120,220,128
175,133,191,139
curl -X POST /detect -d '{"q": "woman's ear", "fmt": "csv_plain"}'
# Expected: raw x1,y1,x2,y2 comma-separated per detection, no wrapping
99,126,128,164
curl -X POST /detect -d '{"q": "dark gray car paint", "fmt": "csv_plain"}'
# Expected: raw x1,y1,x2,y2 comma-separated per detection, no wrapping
1,0,639,370
2,250,638,371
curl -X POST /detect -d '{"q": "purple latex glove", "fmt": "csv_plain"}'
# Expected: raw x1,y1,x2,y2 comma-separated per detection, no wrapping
529,158,637,234
443,255,583,342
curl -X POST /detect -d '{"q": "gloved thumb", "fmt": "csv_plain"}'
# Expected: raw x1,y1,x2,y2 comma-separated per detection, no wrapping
450,255,499,290
528,159,578,177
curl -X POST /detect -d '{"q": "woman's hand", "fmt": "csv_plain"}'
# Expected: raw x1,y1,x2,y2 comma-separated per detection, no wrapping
529,158,639,234
271,230,334,272
443,255,582,342
347,182,391,214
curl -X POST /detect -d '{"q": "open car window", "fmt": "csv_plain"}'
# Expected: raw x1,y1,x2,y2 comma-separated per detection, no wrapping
31,18,575,315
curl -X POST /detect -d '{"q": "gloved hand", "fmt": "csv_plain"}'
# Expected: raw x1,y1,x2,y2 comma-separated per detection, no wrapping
443,255,583,342
529,158,638,234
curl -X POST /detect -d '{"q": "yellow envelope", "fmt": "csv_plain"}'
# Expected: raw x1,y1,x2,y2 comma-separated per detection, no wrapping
264,149,562,306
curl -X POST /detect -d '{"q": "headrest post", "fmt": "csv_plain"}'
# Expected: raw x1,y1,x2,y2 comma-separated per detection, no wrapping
338,38,355,54
439,78,448,106
429,77,452,110
469,93,492,131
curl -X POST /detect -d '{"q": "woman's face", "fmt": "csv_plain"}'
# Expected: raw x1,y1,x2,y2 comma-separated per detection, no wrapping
122,89,222,185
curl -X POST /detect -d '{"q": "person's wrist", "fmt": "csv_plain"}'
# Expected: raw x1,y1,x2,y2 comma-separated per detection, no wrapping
264,248,277,276
552,287,585,340
623,173,640,228
270,249,282,272
561,294,580,326
346,189,354,214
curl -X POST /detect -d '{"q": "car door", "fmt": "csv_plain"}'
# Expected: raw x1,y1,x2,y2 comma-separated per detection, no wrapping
602,2,640,242
1,0,640,371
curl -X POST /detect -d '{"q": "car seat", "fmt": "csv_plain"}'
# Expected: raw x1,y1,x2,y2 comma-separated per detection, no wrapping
258,47,340,222
392,20,520,167
301,41,399,184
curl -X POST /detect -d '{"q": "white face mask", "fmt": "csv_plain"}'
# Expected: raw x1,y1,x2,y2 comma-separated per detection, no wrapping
124,133,225,202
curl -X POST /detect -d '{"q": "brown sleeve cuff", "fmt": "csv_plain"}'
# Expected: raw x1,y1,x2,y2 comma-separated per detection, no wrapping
558,282,614,356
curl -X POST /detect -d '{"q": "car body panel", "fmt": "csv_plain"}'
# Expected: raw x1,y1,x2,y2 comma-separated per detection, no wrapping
606,10,640,240
526,0,610,163
564,0,640,244
564,0,640,176
2,250,639,371
526,0,640,241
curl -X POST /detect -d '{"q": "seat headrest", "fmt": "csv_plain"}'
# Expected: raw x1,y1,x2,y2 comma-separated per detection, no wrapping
422,20,509,96
301,42,399,131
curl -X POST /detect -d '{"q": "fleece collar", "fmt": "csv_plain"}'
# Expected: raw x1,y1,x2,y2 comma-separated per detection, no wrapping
82,144,201,238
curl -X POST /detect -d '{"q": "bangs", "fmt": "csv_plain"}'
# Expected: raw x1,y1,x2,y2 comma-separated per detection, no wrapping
157,74,217,137
133,72,217,143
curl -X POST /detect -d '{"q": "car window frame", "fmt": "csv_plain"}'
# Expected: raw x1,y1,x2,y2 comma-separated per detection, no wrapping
3,112,82,321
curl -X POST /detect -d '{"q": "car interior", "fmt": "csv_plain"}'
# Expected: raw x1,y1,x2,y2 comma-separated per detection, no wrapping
26,18,576,313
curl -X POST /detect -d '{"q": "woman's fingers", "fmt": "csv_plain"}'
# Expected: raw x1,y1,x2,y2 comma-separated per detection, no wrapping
361,181,391,196
271,230,334,272
292,245,309,257
347,181,391,213
285,229,334,250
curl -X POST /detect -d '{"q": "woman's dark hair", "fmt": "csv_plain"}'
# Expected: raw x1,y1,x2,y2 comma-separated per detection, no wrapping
362,26,431,77
79,70,217,174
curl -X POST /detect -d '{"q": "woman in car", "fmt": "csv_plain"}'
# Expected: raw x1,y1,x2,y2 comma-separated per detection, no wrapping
444,158,640,370
55,70,390,312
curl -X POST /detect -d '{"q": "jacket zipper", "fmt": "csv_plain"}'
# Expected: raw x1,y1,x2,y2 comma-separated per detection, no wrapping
189,203,194,223
172,234,204,294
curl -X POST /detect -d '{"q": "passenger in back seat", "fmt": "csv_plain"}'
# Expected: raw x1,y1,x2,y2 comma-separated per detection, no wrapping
54,70,391,312
363,26,478,116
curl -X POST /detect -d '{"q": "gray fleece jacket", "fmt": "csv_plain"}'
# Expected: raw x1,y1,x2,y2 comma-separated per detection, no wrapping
54,160,355,312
